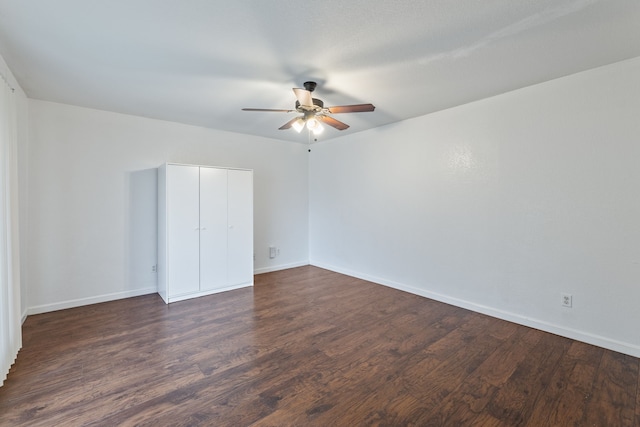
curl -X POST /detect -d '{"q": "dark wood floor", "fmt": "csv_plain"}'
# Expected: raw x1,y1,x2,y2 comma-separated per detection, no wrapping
1,266,639,426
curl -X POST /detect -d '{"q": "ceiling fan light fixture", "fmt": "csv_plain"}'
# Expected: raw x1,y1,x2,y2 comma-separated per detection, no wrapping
311,122,324,135
292,117,305,133
306,117,319,130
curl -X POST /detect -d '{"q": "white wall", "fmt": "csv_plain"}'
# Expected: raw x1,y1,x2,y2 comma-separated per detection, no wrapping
310,57,640,357
26,100,308,313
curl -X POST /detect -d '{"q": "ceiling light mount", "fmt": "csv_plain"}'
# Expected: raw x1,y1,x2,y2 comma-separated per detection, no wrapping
303,81,317,93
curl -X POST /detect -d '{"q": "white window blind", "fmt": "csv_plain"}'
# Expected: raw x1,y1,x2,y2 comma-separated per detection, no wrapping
0,73,21,387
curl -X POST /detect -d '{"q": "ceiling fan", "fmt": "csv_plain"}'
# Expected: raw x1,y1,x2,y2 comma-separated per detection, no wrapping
242,81,375,135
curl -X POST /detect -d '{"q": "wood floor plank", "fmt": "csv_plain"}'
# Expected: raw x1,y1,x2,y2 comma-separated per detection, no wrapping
525,340,603,426
428,373,500,425
584,350,639,426
484,330,571,425
636,369,640,426
475,326,542,388
0,266,637,425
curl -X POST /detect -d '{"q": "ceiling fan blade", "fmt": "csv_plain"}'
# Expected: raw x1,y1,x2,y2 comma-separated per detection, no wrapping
279,117,300,130
319,115,350,130
293,88,313,107
242,108,294,112
327,104,375,114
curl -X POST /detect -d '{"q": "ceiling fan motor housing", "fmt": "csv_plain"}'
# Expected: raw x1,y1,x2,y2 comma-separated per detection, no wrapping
295,98,324,111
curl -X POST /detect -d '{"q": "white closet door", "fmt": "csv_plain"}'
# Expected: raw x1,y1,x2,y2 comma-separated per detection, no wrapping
199,167,228,291
227,169,253,286
167,165,200,296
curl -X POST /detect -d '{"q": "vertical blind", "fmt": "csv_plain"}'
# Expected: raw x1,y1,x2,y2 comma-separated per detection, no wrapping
0,74,21,387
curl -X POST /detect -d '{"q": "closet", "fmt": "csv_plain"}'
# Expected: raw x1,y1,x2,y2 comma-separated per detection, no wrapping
158,163,253,303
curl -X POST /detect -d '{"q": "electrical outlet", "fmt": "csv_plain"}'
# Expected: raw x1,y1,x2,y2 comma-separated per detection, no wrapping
269,246,277,259
152,264,157,273
561,293,572,308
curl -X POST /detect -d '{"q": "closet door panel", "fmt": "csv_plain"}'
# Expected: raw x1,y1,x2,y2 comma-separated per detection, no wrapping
166,165,200,296
227,169,253,286
199,167,228,291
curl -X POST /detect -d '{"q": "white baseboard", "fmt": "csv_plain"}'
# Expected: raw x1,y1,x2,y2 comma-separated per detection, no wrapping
163,282,253,304
23,263,309,316
24,261,309,316
310,261,640,358
254,261,309,275
27,287,158,316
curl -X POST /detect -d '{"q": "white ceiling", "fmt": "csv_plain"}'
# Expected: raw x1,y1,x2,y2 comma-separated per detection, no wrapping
0,0,639,143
